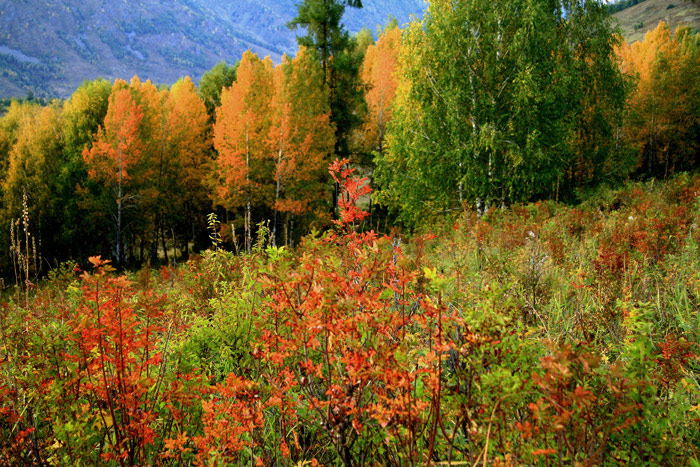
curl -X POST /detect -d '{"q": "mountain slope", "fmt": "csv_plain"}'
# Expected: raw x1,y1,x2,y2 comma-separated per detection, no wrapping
0,0,425,98
612,0,700,42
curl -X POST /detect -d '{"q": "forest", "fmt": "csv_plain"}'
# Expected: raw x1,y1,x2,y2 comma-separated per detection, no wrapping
1,0,700,465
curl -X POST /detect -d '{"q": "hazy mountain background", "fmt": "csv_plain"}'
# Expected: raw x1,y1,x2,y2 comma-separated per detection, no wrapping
0,0,425,98
2,0,699,99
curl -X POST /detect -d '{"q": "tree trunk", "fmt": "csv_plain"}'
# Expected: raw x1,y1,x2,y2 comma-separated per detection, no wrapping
273,141,283,247
116,152,123,265
245,129,252,254
161,223,169,264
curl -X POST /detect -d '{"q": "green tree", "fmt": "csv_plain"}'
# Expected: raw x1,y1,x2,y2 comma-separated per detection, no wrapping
60,78,112,259
288,0,366,161
376,0,627,226
199,61,238,124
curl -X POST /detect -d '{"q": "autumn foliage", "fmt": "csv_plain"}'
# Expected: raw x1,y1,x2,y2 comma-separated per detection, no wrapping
4,162,700,466
618,21,700,177
0,3,699,466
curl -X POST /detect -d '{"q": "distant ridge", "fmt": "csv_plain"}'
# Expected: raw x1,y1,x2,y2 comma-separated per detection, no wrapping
0,0,425,98
612,0,700,42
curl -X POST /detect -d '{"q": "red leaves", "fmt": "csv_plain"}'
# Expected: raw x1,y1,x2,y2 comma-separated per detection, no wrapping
194,375,265,464
531,448,557,456
655,334,698,388
521,343,642,464
58,262,203,464
329,158,371,227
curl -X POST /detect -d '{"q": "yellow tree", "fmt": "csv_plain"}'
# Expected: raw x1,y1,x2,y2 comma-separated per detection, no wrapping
0,101,31,179
167,76,211,255
83,84,143,264
618,22,700,176
214,51,274,253
2,103,63,263
269,47,335,245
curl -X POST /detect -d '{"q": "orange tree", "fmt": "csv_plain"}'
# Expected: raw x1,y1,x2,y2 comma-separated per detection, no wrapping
213,51,275,253
269,47,335,246
618,22,700,177
83,84,143,264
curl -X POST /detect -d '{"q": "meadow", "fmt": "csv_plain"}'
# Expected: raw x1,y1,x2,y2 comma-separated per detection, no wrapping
1,164,698,466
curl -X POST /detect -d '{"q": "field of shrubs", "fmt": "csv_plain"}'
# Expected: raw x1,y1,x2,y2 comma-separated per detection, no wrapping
1,164,699,466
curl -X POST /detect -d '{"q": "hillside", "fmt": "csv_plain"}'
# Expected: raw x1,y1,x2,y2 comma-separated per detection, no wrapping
613,0,700,42
0,0,424,98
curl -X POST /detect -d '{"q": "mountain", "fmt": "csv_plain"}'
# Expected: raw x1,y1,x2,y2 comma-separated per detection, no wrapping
0,0,425,98
612,0,700,42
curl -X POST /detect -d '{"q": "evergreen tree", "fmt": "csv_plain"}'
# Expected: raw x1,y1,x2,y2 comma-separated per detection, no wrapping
288,0,365,160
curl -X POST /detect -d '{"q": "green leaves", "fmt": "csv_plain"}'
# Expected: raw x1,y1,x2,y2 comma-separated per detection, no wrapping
376,0,627,227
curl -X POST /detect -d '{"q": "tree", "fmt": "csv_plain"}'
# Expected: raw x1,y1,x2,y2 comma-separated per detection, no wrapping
213,51,274,253
563,2,629,192
376,0,627,226
269,48,335,245
2,103,63,262
61,78,112,258
83,84,144,264
130,76,176,263
0,101,28,181
62,79,113,161
199,61,239,124
288,0,363,82
354,27,375,60
618,22,700,177
288,0,367,206
357,22,401,162
168,77,212,255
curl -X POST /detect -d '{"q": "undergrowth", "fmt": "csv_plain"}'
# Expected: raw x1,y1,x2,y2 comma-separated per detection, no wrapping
1,167,699,466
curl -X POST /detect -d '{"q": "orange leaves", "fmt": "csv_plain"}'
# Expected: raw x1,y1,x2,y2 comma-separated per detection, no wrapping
83,86,143,183
163,431,191,459
58,262,203,464
531,448,557,456
269,48,334,221
212,48,334,247
329,158,371,227
214,51,274,208
617,21,700,174
359,24,401,156
166,76,211,208
243,165,446,463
